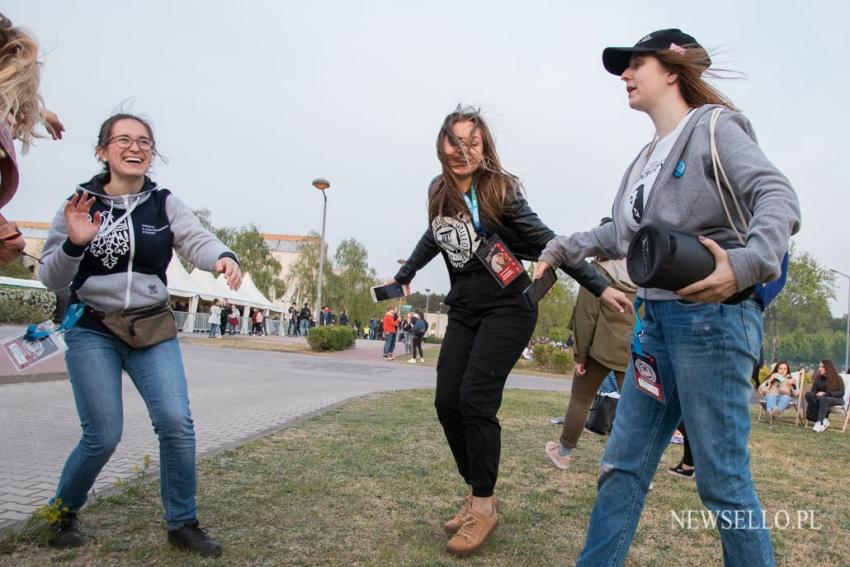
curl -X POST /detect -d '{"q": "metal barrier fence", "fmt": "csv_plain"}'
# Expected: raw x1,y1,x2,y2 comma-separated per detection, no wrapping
174,312,284,336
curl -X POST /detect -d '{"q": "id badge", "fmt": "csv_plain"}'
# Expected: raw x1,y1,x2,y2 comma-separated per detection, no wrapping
474,234,523,288
2,329,67,372
632,350,664,403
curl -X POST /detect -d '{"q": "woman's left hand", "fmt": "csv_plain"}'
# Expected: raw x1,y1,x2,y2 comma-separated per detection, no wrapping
42,110,65,140
677,237,739,303
216,257,242,290
600,287,633,313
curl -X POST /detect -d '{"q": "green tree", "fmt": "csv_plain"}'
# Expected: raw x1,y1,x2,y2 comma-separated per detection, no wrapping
326,238,380,327
231,225,285,300
533,275,577,339
765,244,835,362
285,231,332,309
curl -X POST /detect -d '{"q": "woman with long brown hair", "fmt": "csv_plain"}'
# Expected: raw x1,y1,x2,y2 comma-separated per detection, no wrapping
392,105,630,557
805,359,846,432
536,29,800,565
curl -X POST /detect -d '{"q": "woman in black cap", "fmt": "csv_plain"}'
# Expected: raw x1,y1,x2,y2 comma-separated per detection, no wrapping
536,29,800,566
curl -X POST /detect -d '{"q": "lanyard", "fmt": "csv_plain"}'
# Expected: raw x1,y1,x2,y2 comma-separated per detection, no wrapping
24,303,85,341
631,297,644,356
462,183,484,235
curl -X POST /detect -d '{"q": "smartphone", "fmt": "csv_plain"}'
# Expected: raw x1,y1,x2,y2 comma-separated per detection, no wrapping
370,282,407,302
522,268,557,308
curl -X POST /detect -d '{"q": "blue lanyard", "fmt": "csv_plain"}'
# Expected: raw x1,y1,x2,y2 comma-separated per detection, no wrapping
462,183,483,235
632,297,644,356
24,303,85,341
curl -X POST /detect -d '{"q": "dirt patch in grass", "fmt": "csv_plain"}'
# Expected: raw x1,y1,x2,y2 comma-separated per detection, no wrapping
2,390,847,565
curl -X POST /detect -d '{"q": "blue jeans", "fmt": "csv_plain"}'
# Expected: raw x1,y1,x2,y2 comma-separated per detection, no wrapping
765,393,791,413
578,299,773,567
208,323,220,338
383,332,397,356
53,327,197,528
300,319,309,334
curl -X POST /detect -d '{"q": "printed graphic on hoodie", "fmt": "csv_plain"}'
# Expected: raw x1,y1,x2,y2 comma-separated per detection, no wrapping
89,209,130,269
431,213,481,268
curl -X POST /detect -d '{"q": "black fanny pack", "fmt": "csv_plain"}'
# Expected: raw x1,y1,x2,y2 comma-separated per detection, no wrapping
626,224,754,304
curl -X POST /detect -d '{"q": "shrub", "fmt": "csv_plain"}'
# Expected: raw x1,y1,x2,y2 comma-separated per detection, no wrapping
424,336,443,344
548,327,570,343
549,350,571,374
307,325,356,352
0,287,56,323
532,344,554,368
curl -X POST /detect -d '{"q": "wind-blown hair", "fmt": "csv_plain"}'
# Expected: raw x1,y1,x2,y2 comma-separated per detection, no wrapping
0,13,44,151
654,46,739,111
428,106,519,223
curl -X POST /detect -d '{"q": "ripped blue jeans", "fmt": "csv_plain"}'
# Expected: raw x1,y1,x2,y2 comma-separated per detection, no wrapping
577,298,774,567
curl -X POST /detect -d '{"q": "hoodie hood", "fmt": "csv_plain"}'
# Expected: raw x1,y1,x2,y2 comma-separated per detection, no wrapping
78,174,158,202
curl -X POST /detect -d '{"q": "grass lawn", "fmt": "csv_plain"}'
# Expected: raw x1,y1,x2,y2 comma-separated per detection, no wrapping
2,390,848,566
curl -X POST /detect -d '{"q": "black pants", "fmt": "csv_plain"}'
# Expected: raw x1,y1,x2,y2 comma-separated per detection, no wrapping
805,392,844,423
411,335,424,358
678,420,693,467
435,272,536,498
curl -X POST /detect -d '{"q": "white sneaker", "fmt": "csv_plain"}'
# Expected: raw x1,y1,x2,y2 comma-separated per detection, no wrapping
813,421,824,433
408,358,417,364
418,357,424,363
822,418,830,431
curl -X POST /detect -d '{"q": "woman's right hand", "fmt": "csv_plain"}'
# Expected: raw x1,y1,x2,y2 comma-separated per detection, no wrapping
64,191,102,246
533,261,552,281
389,278,411,296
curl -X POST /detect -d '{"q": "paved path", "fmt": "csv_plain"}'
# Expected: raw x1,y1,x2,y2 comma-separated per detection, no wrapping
0,337,569,528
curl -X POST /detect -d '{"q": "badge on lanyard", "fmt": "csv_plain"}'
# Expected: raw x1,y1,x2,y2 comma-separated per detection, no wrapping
465,183,522,288
1,303,84,373
631,298,664,403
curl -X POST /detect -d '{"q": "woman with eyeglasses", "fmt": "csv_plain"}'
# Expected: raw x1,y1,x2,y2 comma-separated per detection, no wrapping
39,113,241,558
536,29,800,565
391,105,631,557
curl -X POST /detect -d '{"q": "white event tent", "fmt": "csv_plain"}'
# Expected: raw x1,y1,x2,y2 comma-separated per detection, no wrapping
165,253,282,332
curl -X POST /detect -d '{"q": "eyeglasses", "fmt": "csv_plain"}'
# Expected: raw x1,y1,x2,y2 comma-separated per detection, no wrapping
108,135,155,151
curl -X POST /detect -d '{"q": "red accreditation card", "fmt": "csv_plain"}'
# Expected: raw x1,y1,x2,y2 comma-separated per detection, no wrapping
474,234,523,288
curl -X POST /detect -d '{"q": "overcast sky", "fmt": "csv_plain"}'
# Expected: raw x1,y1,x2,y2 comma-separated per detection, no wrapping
5,1,849,314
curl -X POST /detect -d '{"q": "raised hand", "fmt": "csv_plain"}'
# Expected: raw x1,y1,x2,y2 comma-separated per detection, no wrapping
64,191,102,246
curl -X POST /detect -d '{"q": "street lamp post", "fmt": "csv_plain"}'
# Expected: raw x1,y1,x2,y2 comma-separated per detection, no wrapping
830,268,850,372
425,288,431,314
313,178,330,318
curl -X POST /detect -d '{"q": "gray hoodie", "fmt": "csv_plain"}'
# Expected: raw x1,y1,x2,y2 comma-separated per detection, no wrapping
539,104,801,301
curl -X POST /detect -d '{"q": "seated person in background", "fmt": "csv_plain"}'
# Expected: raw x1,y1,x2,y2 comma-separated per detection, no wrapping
758,361,797,420
805,359,846,432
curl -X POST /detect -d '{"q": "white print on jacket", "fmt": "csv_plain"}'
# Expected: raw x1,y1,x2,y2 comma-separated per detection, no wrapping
89,210,130,270
431,214,481,268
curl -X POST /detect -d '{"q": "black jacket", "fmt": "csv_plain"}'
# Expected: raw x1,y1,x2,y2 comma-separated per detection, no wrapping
394,185,609,296
809,374,846,399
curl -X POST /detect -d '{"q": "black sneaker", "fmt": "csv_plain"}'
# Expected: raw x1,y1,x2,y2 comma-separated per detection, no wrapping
49,511,82,549
668,461,695,479
167,520,222,558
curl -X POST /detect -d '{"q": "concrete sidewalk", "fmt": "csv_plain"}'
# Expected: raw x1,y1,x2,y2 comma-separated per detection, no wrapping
0,338,569,529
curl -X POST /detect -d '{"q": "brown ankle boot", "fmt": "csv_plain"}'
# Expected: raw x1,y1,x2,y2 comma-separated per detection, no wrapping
446,505,498,557
443,496,471,534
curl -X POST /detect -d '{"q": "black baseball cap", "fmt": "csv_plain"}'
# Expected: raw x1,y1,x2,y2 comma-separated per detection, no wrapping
602,29,710,75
